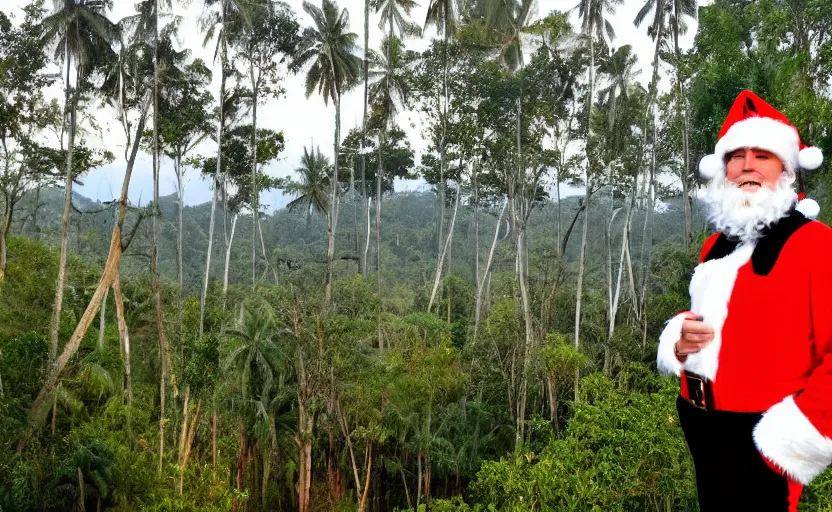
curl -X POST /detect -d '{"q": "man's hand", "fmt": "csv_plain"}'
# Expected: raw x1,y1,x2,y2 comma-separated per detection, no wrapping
675,312,715,361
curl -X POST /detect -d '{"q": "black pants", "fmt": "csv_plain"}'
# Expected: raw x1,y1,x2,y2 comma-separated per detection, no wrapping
676,395,794,511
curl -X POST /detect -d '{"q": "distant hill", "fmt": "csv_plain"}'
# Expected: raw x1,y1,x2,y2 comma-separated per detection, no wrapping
11,185,711,295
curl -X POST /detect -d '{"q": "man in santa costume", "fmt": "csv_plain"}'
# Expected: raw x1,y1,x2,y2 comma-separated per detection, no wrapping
657,89,831,511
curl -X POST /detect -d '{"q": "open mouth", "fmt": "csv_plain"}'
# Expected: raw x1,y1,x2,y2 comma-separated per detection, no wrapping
738,180,762,190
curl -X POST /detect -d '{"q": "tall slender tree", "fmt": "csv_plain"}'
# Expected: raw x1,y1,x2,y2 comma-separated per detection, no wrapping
198,0,251,339
234,1,300,288
424,0,456,270
294,0,361,312
670,0,697,246
572,0,621,401
41,0,118,386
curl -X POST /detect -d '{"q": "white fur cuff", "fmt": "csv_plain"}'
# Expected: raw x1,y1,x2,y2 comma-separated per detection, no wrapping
753,395,832,485
657,313,687,376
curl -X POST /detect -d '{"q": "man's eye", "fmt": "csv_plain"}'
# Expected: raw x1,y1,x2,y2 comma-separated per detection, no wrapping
731,154,744,159
756,154,769,159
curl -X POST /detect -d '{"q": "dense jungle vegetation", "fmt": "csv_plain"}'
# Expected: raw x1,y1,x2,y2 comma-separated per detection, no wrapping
2,0,832,510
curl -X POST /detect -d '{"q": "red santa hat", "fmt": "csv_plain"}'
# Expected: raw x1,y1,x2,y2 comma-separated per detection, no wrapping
698,90,823,218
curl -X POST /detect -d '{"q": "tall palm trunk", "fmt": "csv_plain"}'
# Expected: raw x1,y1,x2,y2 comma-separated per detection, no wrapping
176,154,184,348
512,44,534,454
574,32,595,401
325,93,341,312
50,43,78,364
437,21,448,266
251,66,259,289
673,24,691,247
151,5,173,474
360,0,370,276
200,5,227,340
375,134,383,349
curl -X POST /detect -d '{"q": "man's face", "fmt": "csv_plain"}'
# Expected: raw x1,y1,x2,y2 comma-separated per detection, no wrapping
724,148,785,192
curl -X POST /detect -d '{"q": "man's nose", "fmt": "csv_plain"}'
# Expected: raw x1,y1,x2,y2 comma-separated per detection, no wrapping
742,149,757,171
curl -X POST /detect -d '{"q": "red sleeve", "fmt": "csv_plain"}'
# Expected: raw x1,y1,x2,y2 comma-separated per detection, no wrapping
699,233,721,263
754,222,832,485
794,225,832,438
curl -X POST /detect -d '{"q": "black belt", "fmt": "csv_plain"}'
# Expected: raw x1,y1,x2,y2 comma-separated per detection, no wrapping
685,371,715,412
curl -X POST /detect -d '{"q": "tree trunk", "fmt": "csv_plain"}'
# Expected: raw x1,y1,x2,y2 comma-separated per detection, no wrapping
325,95,341,312
251,72,259,289
674,25,691,247
428,183,460,311
360,0,370,277
222,213,238,304
212,408,218,480
574,32,595,402
376,138,383,350
574,181,591,402
97,289,108,351
258,219,277,284
177,385,191,492
0,203,10,281
473,199,507,344
200,6,227,340
49,53,78,365
152,18,173,473
359,439,373,512
179,396,200,496
233,420,247,512
112,273,133,407
176,154,184,349
78,467,85,511
294,306,314,512
641,116,658,346
336,398,362,496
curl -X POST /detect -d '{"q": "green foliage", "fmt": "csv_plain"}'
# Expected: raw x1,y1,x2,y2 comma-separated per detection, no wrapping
470,374,696,511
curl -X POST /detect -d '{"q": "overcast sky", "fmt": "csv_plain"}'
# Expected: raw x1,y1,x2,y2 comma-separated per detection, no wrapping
4,0,702,212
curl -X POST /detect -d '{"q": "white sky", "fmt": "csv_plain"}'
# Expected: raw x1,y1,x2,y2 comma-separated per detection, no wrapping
4,0,703,211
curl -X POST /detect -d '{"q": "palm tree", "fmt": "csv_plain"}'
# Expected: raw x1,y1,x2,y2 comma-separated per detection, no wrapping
573,0,622,401
287,146,331,226
374,0,419,309
366,35,410,349
41,0,118,387
597,45,639,130
294,0,362,312
223,302,283,510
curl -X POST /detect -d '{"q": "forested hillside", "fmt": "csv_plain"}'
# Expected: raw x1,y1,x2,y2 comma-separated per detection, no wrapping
2,0,832,511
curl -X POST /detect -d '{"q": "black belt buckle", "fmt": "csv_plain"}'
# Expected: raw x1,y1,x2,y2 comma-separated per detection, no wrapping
685,373,715,412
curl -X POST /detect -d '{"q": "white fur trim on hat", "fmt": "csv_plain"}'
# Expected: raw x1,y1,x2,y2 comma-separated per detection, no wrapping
714,117,801,173
796,198,820,219
798,146,823,170
753,395,832,485
698,154,723,181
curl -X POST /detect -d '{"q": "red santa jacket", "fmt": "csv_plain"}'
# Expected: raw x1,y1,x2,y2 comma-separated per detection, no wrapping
657,211,832,485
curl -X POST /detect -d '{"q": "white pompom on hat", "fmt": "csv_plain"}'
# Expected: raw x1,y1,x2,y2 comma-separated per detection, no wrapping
698,90,823,219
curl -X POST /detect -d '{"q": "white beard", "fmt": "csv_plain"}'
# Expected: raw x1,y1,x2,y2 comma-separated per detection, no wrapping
705,173,797,244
